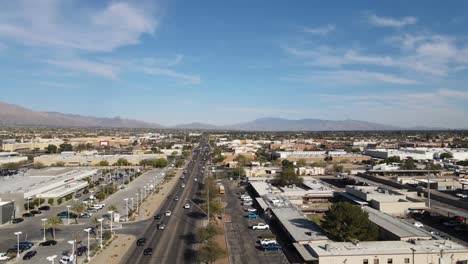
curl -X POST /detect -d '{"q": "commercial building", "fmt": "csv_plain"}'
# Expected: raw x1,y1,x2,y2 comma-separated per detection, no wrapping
0,201,14,224
0,168,96,214
34,152,165,166
1,138,63,152
0,152,28,165
273,151,370,162
301,240,468,264
365,148,468,161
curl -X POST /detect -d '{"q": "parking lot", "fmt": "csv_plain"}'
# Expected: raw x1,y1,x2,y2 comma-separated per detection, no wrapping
223,180,288,264
0,168,168,263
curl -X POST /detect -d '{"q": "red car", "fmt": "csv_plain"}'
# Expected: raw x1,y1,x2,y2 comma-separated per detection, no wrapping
452,216,466,223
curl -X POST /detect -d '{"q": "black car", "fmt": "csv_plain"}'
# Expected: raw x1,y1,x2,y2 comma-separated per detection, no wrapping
174,196,179,201
154,213,161,220
23,250,37,260
12,218,24,224
30,210,42,215
143,248,153,255
39,240,57,246
38,205,50,211
83,189,90,194
136,238,146,246
77,246,87,256
22,212,34,217
75,193,82,198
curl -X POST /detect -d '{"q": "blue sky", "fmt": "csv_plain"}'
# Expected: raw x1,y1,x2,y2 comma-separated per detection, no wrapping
1,0,468,127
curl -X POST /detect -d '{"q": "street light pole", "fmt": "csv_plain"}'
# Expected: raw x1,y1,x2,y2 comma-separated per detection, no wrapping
14,231,22,259
427,170,431,209
108,210,113,236
41,218,47,241
67,240,75,264
66,205,71,225
84,228,91,262
130,198,134,210
124,198,129,222
46,255,57,264
97,218,104,248
136,193,139,213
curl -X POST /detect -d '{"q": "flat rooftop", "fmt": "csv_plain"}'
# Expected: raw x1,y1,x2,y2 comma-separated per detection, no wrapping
250,181,281,196
363,207,432,239
270,206,329,243
306,240,468,257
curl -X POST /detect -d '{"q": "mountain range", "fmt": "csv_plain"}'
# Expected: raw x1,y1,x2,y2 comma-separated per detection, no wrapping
0,101,434,131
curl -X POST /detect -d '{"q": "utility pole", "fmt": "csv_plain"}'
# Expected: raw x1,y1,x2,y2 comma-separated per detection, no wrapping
427,170,431,209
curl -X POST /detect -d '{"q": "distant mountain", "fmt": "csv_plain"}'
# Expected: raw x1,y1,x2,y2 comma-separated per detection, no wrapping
0,101,163,128
172,122,220,130
223,117,400,131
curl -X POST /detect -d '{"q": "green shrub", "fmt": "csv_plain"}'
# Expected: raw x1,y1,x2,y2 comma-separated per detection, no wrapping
48,198,54,205
57,198,63,205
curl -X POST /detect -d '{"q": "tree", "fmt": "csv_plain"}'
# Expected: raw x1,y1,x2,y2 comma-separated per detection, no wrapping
332,163,344,173
440,152,453,160
108,205,118,213
196,223,220,243
98,160,109,166
427,163,443,170
46,216,63,239
198,239,227,264
296,159,307,167
321,202,379,242
54,161,65,167
171,151,179,156
1,162,21,169
234,155,249,167
114,158,131,166
182,150,190,158
48,198,54,205
59,143,73,152
33,162,45,169
46,144,58,154
71,203,86,223
400,159,417,170
385,156,401,163
274,167,303,187
281,159,294,169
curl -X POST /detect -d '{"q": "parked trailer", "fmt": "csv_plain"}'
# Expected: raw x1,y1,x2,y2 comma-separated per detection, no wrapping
219,185,225,194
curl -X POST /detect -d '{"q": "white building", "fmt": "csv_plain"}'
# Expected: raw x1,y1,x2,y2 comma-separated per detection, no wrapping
0,152,28,165
365,148,468,161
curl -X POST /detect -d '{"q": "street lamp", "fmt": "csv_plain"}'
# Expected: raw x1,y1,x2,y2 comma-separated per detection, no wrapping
136,193,139,212
41,218,47,241
67,240,75,264
66,205,71,225
46,255,57,264
84,228,91,262
97,218,104,248
124,198,129,222
14,231,22,259
108,210,113,236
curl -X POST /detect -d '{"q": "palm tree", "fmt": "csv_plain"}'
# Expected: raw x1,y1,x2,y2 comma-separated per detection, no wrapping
108,204,118,213
71,202,86,224
46,216,63,239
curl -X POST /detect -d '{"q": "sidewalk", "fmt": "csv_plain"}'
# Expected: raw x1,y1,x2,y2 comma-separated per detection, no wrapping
89,234,136,264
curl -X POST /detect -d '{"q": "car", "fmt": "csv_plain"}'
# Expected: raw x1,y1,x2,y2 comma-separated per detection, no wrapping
0,253,10,261
30,210,42,215
23,250,37,260
75,193,82,198
443,221,461,227
242,201,253,206
12,218,24,224
39,240,57,246
17,242,34,248
83,189,90,194
251,223,270,230
414,221,424,228
165,210,172,216
38,205,50,211
181,184,186,188
247,213,259,219
174,196,179,201
258,238,277,245
80,212,92,218
246,208,257,212
154,213,161,220
22,212,34,217
143,248,153,256
452,216,466,223
7,247,25,254
77,246,87,256
87,208,99,213
456,193,468,198
157,223,166,230
136,238,146,246
183,203,191,209
95,203,106,209
261,243,282,251
59,255,71,264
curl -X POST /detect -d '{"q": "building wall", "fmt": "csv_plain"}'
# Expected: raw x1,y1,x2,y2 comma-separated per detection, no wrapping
0,156,28,165
0,202,15,224
372,200,426,217
0,193,24,215
318,253,467,264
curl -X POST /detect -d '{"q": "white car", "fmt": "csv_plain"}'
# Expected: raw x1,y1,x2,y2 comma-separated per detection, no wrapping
183,203,191,209
456,193,468,198
252,223,270,230
246,208,257,212
242,201,253,206
0,253,10,261
181,184,186,188
414,221,424,228
258,238,277,245
165,210,172,216
59,255,71,264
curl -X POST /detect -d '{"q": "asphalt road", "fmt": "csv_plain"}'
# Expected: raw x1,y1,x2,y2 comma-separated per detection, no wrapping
123,142,209,264
223,180,289,264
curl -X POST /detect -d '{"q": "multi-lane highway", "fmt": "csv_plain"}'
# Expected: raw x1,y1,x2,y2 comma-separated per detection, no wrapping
123,140,210,264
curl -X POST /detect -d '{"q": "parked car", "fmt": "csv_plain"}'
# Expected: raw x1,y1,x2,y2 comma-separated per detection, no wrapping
165,210,172,216
246,208,257,212
183,203,191,209
23,250,37,260
83,189,90,194
242,201,253,206
30,210,42,215
75,193,82,198
251,223,269,230
59,255,70,264
136,238,146,247
414,221,424,228
12,218,24,224
16,242,34,248
143,248,153,256
258,238,277,245
39,240,57,246
154,213,161,220
452,216,466,223
0,253,10,261
261,243,282,251
247,213,258,219
22,212,34,217
80,212,92,218
38,205,50,211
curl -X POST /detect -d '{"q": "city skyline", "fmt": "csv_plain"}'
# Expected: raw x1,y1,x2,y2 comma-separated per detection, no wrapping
1,0,468,128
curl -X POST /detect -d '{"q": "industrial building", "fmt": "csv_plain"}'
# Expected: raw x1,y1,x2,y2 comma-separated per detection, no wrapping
0,152,28,165
365,148,468,161
34,151,165,166
273,150,370,162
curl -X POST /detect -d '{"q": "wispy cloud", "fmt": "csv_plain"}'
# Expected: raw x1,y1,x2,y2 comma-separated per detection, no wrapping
141,67,201,85
302,24,335,35
45,58,119,80
368,14,417,28
0,1,157,52
39,81,78,89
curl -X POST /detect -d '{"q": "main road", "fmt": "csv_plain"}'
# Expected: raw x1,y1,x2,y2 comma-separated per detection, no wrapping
122,140,210,264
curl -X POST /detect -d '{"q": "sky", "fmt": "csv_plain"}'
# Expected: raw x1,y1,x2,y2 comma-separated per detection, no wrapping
0,0,468,128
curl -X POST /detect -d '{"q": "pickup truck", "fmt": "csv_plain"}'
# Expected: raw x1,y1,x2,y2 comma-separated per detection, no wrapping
251,223,269,230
